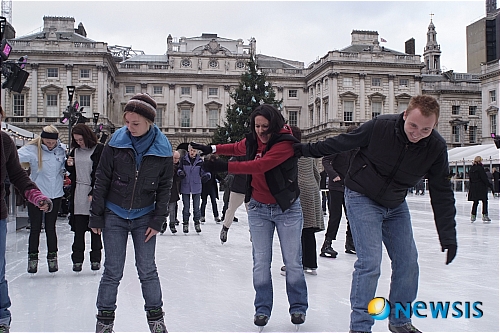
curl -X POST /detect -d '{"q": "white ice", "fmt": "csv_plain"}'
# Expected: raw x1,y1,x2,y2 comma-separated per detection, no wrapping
4,192,499,333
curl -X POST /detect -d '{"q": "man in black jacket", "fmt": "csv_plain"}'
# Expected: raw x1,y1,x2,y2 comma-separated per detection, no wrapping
295,95,457,333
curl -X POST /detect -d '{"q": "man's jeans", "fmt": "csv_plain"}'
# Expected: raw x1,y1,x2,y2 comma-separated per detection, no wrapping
345,188,419,332
247,198,308,318
182,193,201,222
0,219,11,326
96,209,163,312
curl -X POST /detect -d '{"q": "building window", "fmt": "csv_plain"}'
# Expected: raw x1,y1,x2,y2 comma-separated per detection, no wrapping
181,87,191,95
324,79,328,89
289,110,298,127
399,79,409,87
208,60,218,68
181,109,191,127
309,108,313,126
153,86,162,95
490,90,496,103
469,126,477,143
372,101,382,118
343,77,353,87
13,94,25,117
79,95,91,109
491,114,497,135
46,94,58,117
80,69,90,79
208,109,218,128
125,86,135,94
469,106,477,115
372,78,381,86
47,68,58,78
181,59,191,68
452,126,460,143
288,90,298,98
398,102,408,113
309,88,314,97
208,88,218,96
343,101,354,122
156,106,163,127
236,61,245,69
452,105,460,115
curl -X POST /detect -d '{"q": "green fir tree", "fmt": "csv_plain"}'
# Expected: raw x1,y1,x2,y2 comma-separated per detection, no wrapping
212,55,282,144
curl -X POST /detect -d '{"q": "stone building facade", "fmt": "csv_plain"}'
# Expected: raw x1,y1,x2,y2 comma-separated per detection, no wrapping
0,16,490,149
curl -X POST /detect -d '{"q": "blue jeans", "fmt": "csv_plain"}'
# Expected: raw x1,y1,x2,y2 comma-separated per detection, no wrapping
182,193,201,222
345,188,419,332
96,209,163,312
0,219,11,326
247,198,308,318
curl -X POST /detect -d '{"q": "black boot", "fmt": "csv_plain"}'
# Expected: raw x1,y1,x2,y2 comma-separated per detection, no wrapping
182,221,189,234
27,253,38,274
345,237,356,255
320,237,338,258
159,220,167,234
194,220,201,233
96,310,115,333
169,222,177,234
220,226,229,244
146,308,167,333
47,252,58,273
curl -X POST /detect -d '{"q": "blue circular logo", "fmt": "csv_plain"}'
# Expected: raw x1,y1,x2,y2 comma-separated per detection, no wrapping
368,297,390,320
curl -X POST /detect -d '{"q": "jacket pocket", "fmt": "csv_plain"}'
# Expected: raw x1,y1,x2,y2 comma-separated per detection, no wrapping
141,177,159,193
111,174,129,197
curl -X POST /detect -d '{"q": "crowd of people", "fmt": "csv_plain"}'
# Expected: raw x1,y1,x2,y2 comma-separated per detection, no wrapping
1,94,497,333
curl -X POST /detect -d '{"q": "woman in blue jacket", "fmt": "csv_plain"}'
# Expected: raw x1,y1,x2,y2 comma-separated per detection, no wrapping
89,93,172,333
18,124,66,274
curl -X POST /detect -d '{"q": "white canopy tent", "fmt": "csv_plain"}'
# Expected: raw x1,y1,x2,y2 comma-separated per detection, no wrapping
448,144,499,166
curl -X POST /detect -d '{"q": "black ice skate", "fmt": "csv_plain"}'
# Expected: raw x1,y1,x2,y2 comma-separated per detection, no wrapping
27,253,38,274
147,308,168,333
254,314,269,332
220,226,229,244
291,312,305,331
159,221,167,234
47,252,58,273
96,310,115,333
320,238,338,258
169,222,177,234
194,221,201,233
183,221,189,234
73,263,83,272
388,322,422,333
91,262,101,271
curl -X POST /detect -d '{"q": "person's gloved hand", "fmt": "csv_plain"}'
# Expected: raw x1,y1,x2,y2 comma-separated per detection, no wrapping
442,244,457,265
201,173,211,183
190,142,212,156
203,157,228,173
24,189,53,212
293,143,303,158
178,169,186,179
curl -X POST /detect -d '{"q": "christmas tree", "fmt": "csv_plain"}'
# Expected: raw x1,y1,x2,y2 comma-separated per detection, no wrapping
212,55,282,144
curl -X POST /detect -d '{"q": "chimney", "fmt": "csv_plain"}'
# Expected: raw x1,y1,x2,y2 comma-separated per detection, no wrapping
405,38,415,55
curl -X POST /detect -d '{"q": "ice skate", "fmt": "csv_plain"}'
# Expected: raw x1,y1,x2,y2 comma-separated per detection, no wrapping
96,310,115,333
182,221,189,234
388,322,422,333
254,314,269,331
215,217,221,223
159,221,168,234
0,323,10,333
27,253,38,275
220,226,229,244
291,313,305,331
91,262,101,271
169,222,177,234
482,214,491,223
320,238,338,258
194,221,201,233
471,214,476,222
47,252,58,273
146,308,167,333
200,217,205,224
73,263,83,273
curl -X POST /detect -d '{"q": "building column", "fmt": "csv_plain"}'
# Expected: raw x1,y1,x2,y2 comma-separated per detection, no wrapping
222,85,231,122
329,72,339,121
169,84,175,127
97,65,105,116
414,75,422,95
359,73,366,121
197,84,203,128
30,64,39,116
388,74,395,114
277,86,283,103
318,82,324,124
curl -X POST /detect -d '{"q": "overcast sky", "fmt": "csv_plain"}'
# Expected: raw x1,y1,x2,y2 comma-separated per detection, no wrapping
9,1,486,73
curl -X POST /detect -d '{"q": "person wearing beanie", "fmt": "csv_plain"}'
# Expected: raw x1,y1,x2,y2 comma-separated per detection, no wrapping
1,107,52,332
89,93,172,333
17,124,65,275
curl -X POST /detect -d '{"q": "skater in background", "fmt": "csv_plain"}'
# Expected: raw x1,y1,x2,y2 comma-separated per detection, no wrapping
178,144,211,233
18,124,66,274
294,95,457,333
291,125,324,275
468,156,494,223
321,125,358,257
492,167,500,197
192,104,308,330
219,156,247,244
65,124,104,272
89,93,172,332
200,154,223,224
161,150,181,234
1,106,52,332
320,169,329,215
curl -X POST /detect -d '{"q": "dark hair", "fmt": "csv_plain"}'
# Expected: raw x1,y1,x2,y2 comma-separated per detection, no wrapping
346,125,358,133
249,104,285,138
290,125,302,142
71,124,98,148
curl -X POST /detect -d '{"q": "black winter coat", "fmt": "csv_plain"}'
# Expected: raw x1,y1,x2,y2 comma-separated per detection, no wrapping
301,112,456,247
468,164,493,201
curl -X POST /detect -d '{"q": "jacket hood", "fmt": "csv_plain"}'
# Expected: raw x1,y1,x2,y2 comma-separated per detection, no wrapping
108,125,172,157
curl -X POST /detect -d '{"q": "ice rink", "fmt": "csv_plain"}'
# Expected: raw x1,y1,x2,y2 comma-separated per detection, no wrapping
4,191,499,333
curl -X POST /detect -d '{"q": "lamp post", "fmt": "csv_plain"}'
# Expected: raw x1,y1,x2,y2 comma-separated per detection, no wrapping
66,86,76,147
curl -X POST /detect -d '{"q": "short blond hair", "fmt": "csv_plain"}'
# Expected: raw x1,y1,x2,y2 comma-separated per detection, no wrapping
473,156,483,164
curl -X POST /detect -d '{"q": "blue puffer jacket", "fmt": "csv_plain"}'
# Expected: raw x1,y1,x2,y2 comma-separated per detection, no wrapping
178,154,210,195
17,141,66,199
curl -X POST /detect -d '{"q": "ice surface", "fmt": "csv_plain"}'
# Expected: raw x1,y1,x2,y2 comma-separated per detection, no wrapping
5,192,499,332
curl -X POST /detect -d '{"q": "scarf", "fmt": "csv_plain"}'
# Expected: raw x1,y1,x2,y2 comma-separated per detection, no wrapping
129,126,156,170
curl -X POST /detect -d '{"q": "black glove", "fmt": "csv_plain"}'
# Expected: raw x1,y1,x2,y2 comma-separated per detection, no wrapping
203,158,228,173
190,142,212,156
442,244,457,265
293,143,304,158
201,173,211,183
178,169,186,179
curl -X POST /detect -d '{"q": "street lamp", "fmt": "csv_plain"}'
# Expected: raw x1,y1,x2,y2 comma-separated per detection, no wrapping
65,86,76,147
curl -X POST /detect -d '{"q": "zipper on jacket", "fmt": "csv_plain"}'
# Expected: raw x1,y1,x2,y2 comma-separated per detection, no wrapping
379,144,408,196
127,149,140,218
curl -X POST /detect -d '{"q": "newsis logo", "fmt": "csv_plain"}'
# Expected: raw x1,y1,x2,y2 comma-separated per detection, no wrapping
368,297,483,320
